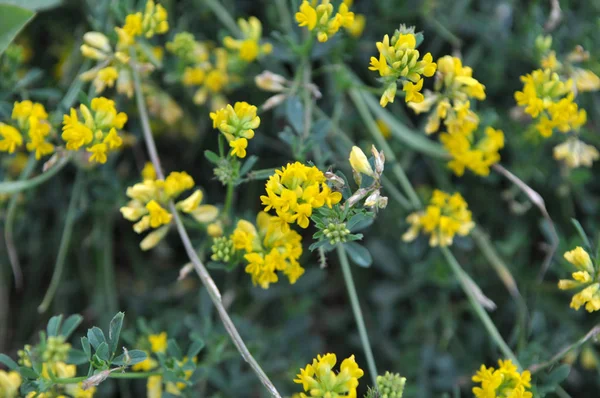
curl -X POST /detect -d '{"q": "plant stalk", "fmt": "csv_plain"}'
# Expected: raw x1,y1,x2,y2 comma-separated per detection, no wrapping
336,244,378,386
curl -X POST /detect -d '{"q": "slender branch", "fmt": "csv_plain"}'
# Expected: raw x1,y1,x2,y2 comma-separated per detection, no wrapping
492,164,559,282
348,88,421,209
38,170,84,313
529,325,600,374
53,371,162,385
132,57,281,397
4,155,37,289
0,154,70,195
440,247,520,368
336,244,378,386
204,0,242,38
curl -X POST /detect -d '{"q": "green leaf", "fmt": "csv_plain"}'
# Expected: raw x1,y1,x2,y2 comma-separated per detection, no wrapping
544,364,571,387
187,339,205,358
344,242,372,267
239,155,258,176
0,354,18,370
346,213,375,232
0,5,35,56
19,366,39,379
167,339,183,360
87,327,107,351
60,314,83,339
112,349,147,366
95,342,109,361
46,315,63,337
204,150,221,165
108,312,124,358
285,96,304,133
67,349,89,365
81,337,91,360
0,0,62,11
571,219,592,249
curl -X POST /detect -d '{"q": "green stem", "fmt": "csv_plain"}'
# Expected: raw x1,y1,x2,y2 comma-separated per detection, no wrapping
440,246,520,368
131,54,282,398
204,0,242,37
102,215,118,315
223,181,235,221
38,170,84,313
274,0,293,34
0,154,70,195
336,244,378,386
348,88,421,209
53,371,162,385
4,154,37,289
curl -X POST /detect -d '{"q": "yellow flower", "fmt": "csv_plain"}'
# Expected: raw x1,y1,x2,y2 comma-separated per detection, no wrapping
553,138,599,169
61,98,126,163
223,17,272,62
147,375,162,398
572,68,600,92
295,0,355,42
440,126,504,176
403,78,424,103
132,352,158,371
1,101,54,158
148,332,168,353
345,13,365,38
294,353,363,397
230,137,248,158
376,118,391,139
142,162,157,180
182,67,205,85
123,13,143,38
403,190,474,247
472,359,532,398
121,0,168,41
0,123,23,154
228,212,305,288
349,146,374,176
260,162,342,229
0,370,22,398
210,102,260,157
93,66,118,93
146,200,172,228
558,246,600,312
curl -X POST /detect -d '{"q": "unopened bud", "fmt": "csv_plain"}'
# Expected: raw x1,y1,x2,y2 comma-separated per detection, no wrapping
82,370,111,390
255,70,288,92
140,225,170,250
566,45,590,63
261,93,287,111
347,188,369,207
349,146,374,177
80,44,108,60
83,32,111,53
364,190,380,207
325,172,345,189
371,145,385,175
79,68,99,82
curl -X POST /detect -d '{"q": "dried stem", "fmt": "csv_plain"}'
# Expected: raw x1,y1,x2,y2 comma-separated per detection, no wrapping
492,163,559,282
132,55,281,397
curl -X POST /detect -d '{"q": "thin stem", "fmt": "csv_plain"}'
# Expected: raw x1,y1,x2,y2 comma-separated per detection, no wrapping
204,0,242,38
336,244,378,386
440,247,520,368
348,88,421,209
529,324,600,374
274,0,293,34
53,371,162,385
492,164,559,282
132,57,281,398
4,154,37,289
38,170,84,313
223,181,235,221
0,154,70,195
102,215,118,315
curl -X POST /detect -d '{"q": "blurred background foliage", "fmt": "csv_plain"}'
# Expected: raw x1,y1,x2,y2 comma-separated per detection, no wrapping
1,0,600,397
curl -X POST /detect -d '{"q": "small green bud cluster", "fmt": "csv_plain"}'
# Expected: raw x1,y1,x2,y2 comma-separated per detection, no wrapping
211,237,235,262
323,222,350,245
43,336,71,362
166,32,197,63
214,160,238,185
376,371,406,398
17,344,32,367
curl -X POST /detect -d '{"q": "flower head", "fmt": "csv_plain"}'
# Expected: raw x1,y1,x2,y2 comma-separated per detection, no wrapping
553,138,599,169
0,101,54,159
403,190,474,247
472,359,532,398
295,1,355,42
61,97,126,163
223,17,272,62
440,126,504,176
294,353,364,397
260,162,342,229
558,246,600,312
210,102,260,158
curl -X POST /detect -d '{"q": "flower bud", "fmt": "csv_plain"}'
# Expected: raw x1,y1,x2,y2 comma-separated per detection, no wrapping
207,222,223,237
140,225,170,250
364,190,380,207
255,70,288,92
349,146,374,177
83,32,112,53
325,172,345,189
371,145,385,175
261,93,287,111
80,44,108,60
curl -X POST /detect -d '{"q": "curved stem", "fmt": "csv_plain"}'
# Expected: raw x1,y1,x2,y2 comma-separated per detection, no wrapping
4,155,37,289
131,56,281,397
440,247,520,368
0,154,70,195
336,244,378,386
38,170,84,313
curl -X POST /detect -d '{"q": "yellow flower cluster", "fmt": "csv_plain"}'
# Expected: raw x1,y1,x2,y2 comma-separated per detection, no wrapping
21,362,96,398
61,97,126,164
122,0,169,40
409,56,485,136
295,0,355,42
0,369,21,398
294,353,364,398
120,166,218,250
132,332,167,372
146,357,195,397
209,102,260,158
472,359,532,398
260,162,342,229
231,212,304,289
406,56,503,177
0,101,54,159
440,126,505,176
403,190,474,247
369,28,437,107
558,247,600,312
223,17,272,62
514,69,586,138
